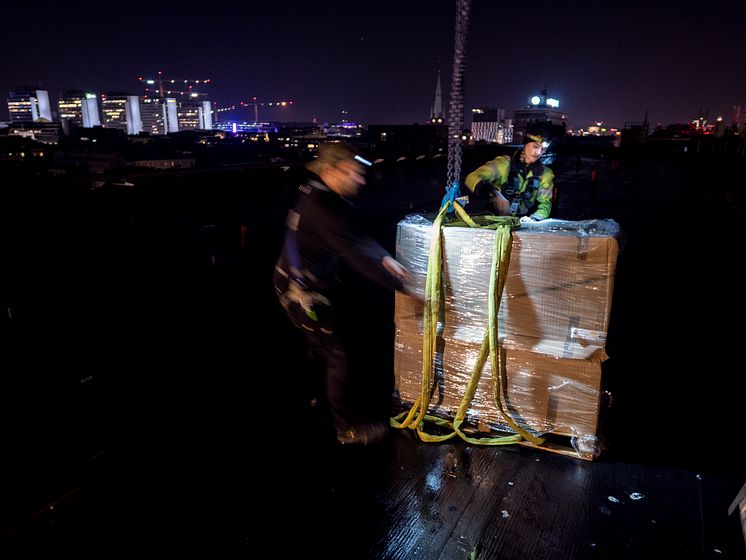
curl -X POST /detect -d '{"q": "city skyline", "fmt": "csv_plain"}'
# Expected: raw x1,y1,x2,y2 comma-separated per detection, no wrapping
2,0,745,129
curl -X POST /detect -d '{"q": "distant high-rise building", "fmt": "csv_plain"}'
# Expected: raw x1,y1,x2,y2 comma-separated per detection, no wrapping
176,97,213,130
198,100,213,130
102,93,142,134
165,98,179,133
140,97,178,134
81,93,101,127
140,97,167,135
101,93,127,130
513,89,568,142
58,90,102,131
471,107,512,144
7,88,52,123
176,99,201,130
137,72,214,132
58,90,85,126
125,96,143,135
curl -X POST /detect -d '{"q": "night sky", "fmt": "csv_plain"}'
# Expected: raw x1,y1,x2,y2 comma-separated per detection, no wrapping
2,0,745,129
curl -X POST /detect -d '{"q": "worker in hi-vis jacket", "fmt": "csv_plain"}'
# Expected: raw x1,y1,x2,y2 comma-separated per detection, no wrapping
464,133,555,222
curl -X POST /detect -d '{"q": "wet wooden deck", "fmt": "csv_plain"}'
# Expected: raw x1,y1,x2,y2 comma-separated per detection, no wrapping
1,148,744,558
2,421,743,558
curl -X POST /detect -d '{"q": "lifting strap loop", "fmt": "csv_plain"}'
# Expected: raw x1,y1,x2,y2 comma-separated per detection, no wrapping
392,200,545,446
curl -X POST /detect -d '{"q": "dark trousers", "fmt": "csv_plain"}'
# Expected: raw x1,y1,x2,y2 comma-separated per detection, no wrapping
284,300,352,434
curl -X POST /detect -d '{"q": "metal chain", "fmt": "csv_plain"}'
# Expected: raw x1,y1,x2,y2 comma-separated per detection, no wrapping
446,0,471,191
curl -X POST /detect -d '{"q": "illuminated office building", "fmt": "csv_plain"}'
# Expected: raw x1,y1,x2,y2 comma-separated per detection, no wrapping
58,90,85,125
81,93,101,127
102,93,142,134
165,98,179,133
177,99,200,130
101,93,127,130
125,96,143,135
140,97,179,135
471,107,513,144
199,100,212,130
7,88,52,123
175,99,213,131
140,97,165,134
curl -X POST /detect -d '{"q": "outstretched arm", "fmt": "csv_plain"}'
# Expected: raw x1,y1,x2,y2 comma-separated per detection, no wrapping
464,159,503,195
464,157,512,214
315,203,406,292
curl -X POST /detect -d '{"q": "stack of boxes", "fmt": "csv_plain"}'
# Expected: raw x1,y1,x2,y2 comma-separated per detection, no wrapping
393,215,621,459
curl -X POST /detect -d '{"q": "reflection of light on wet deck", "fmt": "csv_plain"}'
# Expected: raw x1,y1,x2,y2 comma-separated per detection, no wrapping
426,469,441,493
381,453,452,558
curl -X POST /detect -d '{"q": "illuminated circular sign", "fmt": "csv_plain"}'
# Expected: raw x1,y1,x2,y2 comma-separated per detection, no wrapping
530,95,541,105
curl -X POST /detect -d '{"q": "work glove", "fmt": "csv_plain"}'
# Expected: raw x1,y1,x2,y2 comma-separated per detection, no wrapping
440,183,461,210
519,215,542,223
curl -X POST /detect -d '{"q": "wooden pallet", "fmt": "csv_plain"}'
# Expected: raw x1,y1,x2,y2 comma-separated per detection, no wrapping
393,402,603,461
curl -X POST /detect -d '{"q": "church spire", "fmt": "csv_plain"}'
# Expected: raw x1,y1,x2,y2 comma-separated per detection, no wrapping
429,70,444,122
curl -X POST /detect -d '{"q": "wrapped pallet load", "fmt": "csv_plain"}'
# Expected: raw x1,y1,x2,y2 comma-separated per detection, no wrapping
393,214,622,459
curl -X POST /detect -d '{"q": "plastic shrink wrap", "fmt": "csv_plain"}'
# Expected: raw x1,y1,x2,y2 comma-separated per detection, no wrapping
394,215,622,459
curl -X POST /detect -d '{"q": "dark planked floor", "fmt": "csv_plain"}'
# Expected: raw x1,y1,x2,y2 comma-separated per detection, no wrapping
2,426,743,558
1,148,745,558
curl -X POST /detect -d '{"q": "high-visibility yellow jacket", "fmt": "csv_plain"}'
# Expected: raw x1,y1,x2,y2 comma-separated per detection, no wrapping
464,154,554,220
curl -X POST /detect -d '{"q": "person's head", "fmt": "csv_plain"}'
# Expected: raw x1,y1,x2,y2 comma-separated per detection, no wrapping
522,133,544,164
307,142,372,198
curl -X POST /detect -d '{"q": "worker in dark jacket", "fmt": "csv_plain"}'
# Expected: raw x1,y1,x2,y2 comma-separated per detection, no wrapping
274,142,412,445
464,133,555,221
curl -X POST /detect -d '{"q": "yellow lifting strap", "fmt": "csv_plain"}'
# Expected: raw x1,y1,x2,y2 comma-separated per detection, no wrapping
391,199,545,446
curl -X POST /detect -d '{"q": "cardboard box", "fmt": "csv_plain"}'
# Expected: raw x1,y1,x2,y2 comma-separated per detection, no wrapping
395,216,619,359
393,216,620,449
395,318,602,439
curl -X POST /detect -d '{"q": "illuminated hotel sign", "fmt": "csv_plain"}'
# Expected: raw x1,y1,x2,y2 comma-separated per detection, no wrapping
529,94,560,108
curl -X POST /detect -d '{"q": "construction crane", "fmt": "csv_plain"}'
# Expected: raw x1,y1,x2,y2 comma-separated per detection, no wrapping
215,97,295,123
138,71,212,98
241,97,294,122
